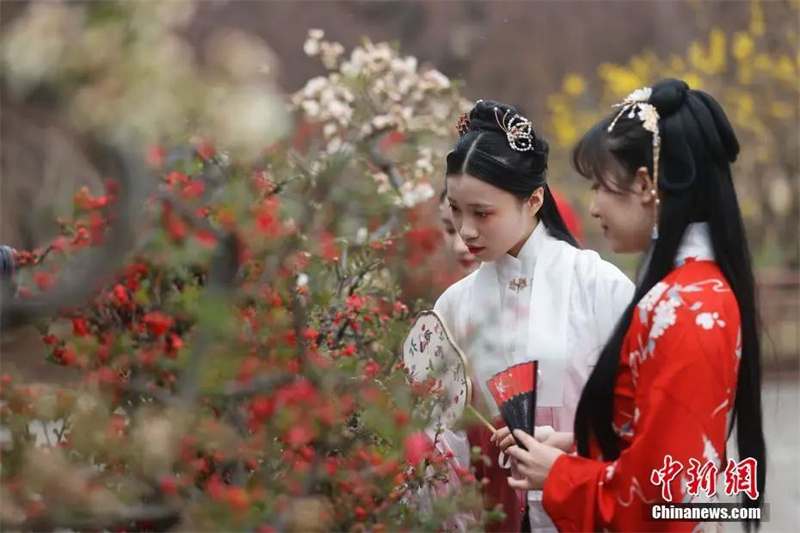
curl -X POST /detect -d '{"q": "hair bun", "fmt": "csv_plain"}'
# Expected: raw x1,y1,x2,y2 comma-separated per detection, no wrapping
649,78,689,117
466,99,514,135
466,99,546,155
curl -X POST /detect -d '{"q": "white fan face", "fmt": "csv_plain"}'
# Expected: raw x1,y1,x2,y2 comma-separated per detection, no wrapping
402,311,470,428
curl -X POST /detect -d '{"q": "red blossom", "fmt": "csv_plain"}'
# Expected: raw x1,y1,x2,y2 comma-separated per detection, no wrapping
250,396,274,420
162,205,187,243
285,425,315,447
342,344,356,357
167,334,184,355
393,410,410,427
197,140,216,160
253,196,283,237
194,229,217,248
72,318,90,337
112,284,129,306
159,477,179,496
57,347,76,366
147,146,166,167
404,432,433,466
364,360,380,379
181,180,205,200
226,487,250,511
144,312,173,336
33,271,54,291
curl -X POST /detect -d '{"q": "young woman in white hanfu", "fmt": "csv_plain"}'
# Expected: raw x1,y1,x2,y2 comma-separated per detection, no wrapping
431,100,634,532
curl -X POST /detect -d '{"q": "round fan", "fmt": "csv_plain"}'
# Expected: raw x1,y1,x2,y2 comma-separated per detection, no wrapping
402,310,494,431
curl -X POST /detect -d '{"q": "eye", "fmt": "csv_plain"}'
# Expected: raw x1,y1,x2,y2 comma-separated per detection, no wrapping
449,204,460,213
475,211,489,219
445,228,456,235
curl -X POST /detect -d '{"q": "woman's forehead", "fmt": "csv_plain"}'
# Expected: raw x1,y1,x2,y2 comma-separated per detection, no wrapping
446,173,509,205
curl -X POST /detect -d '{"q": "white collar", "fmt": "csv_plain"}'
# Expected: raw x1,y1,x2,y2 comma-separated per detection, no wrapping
675,222,715,265
637,222,715,286
494,221,546,280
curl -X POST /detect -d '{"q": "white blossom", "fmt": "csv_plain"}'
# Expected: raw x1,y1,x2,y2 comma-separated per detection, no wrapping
303,38,320,56
399,181,435,208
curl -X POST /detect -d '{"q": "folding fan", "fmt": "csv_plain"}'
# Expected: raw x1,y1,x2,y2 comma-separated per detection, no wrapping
486,360,538,450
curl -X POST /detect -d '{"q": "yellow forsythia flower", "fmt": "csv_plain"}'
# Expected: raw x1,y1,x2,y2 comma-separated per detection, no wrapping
732,32,754,61
563,74,586,97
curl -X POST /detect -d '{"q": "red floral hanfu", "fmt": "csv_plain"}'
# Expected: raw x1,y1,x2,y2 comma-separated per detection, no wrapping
543,224,742,532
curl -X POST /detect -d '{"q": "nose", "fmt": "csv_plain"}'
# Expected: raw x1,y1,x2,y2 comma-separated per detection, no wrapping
589,195,601,219
459,221,478,242
452,233,470,256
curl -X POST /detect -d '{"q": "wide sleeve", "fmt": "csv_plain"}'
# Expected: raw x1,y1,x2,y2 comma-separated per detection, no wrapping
542,289,737,532
433,285,456,326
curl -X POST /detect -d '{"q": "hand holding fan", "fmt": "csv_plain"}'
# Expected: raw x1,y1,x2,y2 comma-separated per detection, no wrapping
402,311,495,433
486,360,538,450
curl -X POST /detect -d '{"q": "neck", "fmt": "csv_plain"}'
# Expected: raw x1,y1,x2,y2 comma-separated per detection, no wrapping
507,217,539,258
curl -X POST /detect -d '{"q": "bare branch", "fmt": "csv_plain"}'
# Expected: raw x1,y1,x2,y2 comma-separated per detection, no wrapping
1,143,150,331
370,211,402,241
292,287,311,371
220,373,297,398
365,141,404,191
154,189,225,240
177,233,240,408
363,135,405,239
12,503,182,533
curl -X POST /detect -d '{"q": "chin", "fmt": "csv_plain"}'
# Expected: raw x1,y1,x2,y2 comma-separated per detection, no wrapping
611,241,643,255
478,250,502,262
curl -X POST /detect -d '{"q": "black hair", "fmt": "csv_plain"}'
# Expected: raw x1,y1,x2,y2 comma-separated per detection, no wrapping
445,100,579,248
572,79,765,527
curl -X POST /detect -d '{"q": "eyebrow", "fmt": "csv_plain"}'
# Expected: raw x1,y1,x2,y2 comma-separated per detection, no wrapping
447,197,493,209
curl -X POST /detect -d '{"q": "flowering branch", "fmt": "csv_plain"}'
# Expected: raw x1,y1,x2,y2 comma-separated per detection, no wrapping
0,142,149,331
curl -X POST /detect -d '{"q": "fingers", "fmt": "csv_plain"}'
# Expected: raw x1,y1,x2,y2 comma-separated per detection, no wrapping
533,425,555,442
507,475,532,491
491,426,511,445
504,444,528,463
499,434,516,452
513,429,539,450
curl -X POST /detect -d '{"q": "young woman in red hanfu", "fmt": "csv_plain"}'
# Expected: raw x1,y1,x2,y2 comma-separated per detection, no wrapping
498,78,766,532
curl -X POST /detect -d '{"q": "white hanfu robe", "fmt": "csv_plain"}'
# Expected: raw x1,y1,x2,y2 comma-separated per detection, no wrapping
433,222,634,531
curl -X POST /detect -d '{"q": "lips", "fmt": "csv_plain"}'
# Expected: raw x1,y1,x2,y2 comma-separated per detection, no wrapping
466,246,485,254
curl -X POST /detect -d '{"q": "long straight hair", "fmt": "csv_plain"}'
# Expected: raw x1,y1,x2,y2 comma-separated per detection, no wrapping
572,80,765,528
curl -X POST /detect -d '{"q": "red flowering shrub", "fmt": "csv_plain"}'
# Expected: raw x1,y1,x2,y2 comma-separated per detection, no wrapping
0,5,488,529
1,142,484,531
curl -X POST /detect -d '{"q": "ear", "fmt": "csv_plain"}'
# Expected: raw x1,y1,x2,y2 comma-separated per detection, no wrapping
526,187,545,216
633,167,658,206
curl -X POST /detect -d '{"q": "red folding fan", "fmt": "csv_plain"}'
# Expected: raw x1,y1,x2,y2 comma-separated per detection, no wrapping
486,360,538,449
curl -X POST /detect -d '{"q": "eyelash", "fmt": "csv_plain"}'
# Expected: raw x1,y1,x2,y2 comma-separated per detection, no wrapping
449,205,489,218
